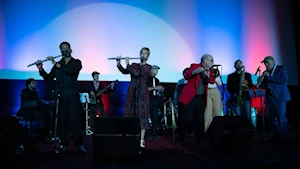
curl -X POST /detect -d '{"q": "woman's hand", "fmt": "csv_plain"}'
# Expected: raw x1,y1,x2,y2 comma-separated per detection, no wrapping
116,56,122,65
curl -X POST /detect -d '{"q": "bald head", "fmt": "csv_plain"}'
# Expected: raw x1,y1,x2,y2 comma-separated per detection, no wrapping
201,54,212,63
201,54,214,69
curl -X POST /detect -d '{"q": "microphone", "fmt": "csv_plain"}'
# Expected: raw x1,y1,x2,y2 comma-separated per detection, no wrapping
255,66,260,76
213,64,221,67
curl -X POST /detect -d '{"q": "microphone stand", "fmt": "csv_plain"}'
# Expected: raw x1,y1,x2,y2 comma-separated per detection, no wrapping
214,66,229,116
218,75,229,116
40,57,65,159
257,70,267,143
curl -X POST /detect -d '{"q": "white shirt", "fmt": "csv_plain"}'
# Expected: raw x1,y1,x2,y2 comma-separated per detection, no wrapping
208,76,222,88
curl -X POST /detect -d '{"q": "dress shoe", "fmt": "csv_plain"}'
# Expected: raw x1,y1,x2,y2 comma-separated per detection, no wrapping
78,145,87,153
140,140,145,148
59,145,67,152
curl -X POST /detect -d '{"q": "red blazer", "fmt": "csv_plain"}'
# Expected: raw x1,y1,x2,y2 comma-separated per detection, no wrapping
178,63,215,105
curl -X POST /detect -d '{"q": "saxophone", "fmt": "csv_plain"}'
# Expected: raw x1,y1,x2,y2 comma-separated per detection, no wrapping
237,66,248,105
163,98,177,129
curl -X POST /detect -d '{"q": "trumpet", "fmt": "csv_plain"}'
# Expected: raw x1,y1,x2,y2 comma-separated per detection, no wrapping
163,98,177,129
27,55,62,67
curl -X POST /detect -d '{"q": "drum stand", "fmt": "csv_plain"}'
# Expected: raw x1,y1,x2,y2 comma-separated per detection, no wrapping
40,94,60,159
82,95,93,136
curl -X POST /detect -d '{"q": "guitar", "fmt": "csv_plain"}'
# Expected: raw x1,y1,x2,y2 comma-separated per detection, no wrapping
90,79,118,103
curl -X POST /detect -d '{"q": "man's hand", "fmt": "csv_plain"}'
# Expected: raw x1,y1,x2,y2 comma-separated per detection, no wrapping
244,80,249,85
204,69,210,78
263,71,270,77
36,60,43,70
55,63,61,68
47,56,56,65
155,85,164,91
192,67,205,75
90,91,95,96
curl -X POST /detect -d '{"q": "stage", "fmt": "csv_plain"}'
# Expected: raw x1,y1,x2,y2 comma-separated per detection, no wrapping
5,129,300,169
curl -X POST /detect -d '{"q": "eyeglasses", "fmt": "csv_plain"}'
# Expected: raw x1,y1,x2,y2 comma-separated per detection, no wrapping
206,59,214,63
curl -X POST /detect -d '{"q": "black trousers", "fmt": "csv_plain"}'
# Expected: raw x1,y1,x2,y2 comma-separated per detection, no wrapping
178,94,205,143
59,93,83,147
89,103,105,132
149,97,159,136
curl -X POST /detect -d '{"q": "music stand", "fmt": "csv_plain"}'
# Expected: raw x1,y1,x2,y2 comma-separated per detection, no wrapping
80,93,93,136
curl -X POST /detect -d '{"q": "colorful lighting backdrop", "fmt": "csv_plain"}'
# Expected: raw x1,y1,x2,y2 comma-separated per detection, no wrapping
0,0,298,85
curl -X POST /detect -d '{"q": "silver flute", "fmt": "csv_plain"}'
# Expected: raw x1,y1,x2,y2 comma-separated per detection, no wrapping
27,55,62,67
107,57,140,60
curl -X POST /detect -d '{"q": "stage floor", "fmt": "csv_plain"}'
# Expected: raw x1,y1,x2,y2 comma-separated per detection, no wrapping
4,130,300,169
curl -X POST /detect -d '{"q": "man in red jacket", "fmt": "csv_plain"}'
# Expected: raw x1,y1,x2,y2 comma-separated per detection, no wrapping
178,54,216,145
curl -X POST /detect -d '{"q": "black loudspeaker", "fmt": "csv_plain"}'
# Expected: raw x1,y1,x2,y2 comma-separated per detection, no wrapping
198,116,256,156
0,116,28,156
93,117,141,162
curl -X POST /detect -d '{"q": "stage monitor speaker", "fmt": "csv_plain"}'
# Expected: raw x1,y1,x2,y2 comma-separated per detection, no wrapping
198,116,256,156
0,116,28,156
93,117,141,162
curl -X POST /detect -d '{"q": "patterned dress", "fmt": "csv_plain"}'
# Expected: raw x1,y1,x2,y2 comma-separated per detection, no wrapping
118,63,151,129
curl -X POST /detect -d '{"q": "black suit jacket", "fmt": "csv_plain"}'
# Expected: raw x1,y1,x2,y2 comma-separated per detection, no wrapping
227,71,253,100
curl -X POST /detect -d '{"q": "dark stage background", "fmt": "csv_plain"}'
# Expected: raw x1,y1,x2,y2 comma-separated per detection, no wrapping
0,80,299,130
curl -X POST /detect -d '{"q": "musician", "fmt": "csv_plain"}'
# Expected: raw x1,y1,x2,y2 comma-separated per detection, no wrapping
16,78,51,140
258,56,291,141
227,60,253,120
116,47,152,148
178,54,216,144
174,68,195,145
36,41,86,153
84,71,115,130
204,74,222,132
147,65,164,139
173,68,189,105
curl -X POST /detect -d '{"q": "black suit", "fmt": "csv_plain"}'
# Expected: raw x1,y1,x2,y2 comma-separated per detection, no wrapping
147,75,161,136
39,57,83,147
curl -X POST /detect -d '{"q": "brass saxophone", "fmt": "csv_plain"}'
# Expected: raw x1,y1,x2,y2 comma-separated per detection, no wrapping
212,67,220,78
237,66,248,105
163,98,177,129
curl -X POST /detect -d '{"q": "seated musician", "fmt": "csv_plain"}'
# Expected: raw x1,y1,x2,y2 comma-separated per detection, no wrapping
16,78,51,140
84,71,115,131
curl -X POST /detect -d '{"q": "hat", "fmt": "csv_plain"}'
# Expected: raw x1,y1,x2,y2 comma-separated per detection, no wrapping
92,71,100,76
151,65,160,69
261,56,274,63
